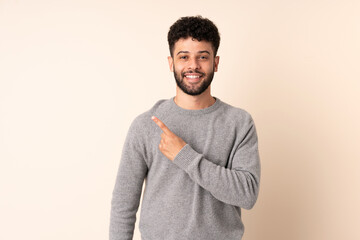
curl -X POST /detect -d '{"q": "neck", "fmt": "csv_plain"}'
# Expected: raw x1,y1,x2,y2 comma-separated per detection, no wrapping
174,87,216,110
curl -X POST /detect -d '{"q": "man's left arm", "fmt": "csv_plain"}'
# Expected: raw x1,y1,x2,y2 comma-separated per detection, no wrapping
152,116,260,210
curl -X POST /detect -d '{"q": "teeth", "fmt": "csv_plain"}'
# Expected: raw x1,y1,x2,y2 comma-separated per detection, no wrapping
186,75,200,79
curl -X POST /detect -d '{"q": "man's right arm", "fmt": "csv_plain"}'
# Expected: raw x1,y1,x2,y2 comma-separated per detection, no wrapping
109,119,148,240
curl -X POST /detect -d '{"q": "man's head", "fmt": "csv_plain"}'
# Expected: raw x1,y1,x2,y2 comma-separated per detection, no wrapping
167,16,221,96
167,16,220,58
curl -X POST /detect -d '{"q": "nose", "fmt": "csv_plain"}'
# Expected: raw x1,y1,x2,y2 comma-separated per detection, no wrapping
187,57,200,70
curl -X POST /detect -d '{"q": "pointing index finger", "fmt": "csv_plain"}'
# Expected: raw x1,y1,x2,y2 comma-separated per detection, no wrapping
152,116,172,134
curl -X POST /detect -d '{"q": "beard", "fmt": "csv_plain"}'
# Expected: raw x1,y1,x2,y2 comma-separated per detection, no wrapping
173,68,215,96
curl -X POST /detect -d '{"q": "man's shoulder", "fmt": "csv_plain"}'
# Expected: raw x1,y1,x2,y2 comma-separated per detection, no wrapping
217,101,256,138
131,98,171,127
220,100,253,122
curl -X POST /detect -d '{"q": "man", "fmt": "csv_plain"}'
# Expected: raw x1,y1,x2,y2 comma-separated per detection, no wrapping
110,16,261,240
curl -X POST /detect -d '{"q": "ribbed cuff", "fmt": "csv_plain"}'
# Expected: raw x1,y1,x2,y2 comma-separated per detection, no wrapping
173,144,201,171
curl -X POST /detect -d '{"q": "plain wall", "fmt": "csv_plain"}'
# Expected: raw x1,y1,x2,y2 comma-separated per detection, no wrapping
1,0,359,239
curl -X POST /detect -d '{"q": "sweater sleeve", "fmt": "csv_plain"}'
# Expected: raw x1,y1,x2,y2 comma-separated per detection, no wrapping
109,119,148,240
173,119,260,210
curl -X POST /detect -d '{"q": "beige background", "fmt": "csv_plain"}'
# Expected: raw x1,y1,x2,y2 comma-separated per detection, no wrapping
1,0,359,239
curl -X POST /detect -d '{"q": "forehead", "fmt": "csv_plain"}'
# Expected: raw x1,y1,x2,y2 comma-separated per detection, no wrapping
173,37,214,55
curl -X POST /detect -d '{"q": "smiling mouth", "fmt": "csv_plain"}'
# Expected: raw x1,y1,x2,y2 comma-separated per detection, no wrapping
184,75,203,84
183,71,204,81
185,75,201,79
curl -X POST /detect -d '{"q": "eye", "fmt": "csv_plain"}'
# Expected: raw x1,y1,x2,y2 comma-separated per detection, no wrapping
179,56,188,60
199,55,208,60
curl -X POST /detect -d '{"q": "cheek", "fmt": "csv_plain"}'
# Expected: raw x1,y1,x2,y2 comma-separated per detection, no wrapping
174,63,184,73
203,63,215,73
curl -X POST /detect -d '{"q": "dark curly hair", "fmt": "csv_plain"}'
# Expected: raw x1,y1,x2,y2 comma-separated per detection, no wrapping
167,16,220,57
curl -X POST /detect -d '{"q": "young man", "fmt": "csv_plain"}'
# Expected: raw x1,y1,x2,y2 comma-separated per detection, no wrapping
110,16,261,240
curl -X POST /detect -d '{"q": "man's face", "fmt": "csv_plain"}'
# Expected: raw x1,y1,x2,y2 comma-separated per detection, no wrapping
168,38,219,96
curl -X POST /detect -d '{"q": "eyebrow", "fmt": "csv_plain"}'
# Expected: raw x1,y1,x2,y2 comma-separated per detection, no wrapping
176,50,211,55
199,51,211,55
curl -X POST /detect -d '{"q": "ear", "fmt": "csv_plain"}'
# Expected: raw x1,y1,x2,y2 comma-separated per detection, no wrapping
167,56,174,72
214,56,220,72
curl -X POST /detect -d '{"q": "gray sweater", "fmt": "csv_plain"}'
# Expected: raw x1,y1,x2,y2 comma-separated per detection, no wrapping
110,97,261,240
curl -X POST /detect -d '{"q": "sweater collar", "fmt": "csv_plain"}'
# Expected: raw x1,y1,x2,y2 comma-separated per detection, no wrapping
169,97,222,115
